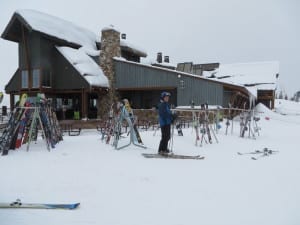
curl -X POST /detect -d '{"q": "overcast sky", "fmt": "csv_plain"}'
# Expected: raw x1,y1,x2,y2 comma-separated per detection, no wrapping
0,0,299,105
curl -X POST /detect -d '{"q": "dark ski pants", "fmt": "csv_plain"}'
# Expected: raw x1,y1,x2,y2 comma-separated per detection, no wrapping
158,124,171,152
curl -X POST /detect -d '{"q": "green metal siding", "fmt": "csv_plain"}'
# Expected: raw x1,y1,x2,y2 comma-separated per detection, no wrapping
19,32,41,69
115,60,224,106
52,49,90,90
40,37,53,71
5,69,20,92
7,31,91,92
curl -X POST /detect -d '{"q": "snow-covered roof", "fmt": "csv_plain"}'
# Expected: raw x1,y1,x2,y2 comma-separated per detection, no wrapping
141,57,176,69
102,26,121,33
3,10,147,58
120,39,147,57
205,61,279,98
153,62,177,69
56,46,109,87
79,46,101,57
15,9,98,50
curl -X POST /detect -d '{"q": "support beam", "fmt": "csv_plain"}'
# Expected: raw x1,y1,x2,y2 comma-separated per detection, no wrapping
81,89,87,119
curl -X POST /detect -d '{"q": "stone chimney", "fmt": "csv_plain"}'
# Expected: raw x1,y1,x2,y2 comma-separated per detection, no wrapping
98,26,121,118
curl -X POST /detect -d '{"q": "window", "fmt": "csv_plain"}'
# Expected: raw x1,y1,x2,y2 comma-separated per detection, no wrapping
21,70,29,88
42,70,51,87
56,98,62,110
32,69,40,88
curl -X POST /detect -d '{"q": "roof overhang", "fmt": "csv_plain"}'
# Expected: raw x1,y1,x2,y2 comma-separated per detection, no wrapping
1,12,81,49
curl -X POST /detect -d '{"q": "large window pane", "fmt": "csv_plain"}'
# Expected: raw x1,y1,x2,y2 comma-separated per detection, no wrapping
42,70,51,87
21,70,28,88
32,69,40,88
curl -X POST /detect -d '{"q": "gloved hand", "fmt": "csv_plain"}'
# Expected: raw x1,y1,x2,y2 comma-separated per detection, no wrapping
171,112,178,123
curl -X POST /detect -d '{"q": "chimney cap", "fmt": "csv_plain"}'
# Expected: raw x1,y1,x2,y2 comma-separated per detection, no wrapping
101,25,120,33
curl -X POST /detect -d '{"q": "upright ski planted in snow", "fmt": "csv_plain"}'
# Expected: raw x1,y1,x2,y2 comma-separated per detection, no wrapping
123,99,143,144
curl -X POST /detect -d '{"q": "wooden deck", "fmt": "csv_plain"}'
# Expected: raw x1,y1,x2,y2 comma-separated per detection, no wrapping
59,119,102,130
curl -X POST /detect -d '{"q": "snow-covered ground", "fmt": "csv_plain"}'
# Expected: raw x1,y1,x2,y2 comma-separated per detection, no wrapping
1,101,300,225
275,99,300,116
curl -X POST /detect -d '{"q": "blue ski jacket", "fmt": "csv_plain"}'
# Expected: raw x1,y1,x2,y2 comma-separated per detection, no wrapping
158,101,172,126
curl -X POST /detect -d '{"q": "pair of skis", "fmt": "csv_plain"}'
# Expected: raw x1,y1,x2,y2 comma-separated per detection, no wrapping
0,93,28,156
237,148,278,160
122,99,143,144
142,153,204,160
0,199,79,210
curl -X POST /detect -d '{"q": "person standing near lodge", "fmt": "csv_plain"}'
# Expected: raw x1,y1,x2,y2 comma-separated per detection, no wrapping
158,91,176,155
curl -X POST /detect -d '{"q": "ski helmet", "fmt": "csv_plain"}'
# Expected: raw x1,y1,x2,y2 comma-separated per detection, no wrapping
160,91,171,99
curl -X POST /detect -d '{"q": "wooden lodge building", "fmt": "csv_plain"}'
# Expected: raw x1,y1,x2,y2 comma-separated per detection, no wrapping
1,10,278,120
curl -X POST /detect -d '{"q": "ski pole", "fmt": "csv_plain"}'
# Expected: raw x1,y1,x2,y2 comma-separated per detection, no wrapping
168,122,175,153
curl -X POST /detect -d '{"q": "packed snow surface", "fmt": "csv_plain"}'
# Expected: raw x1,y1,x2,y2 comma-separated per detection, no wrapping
1,101,300,225
275,99,300,115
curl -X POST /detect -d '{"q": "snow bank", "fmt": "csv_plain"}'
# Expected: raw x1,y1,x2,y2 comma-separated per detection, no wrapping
255,103,280,118
255,102,300,125
275,99,300,115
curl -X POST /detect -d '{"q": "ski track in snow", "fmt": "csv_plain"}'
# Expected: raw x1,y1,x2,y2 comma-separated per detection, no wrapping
1,104,300,225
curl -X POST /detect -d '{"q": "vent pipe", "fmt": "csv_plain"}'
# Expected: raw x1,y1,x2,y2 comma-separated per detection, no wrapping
164,56,169,63
157,52,162,63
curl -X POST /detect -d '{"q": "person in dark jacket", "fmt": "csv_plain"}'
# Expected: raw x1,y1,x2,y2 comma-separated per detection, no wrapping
158,91,173,154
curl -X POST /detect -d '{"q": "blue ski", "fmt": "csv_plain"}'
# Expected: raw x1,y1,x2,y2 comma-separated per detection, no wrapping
0,199,80,210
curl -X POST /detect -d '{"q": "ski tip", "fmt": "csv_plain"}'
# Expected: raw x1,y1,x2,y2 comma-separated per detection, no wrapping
71,203,80,209
47,202,80,209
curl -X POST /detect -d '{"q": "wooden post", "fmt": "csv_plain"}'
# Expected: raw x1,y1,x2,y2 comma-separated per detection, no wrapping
21,25,31,84
81,89,87,119
10,94,15,110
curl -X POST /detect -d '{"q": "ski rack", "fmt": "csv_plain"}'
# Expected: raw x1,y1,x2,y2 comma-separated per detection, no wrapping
239,109,260,139
113,105,146,150
172,106,261,141
18,105,62,152
0,94,63,156
173,108,219,147
19,106,50,152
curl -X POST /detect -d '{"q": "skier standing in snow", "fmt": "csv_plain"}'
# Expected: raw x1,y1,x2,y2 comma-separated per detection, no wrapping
157,92,176,155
